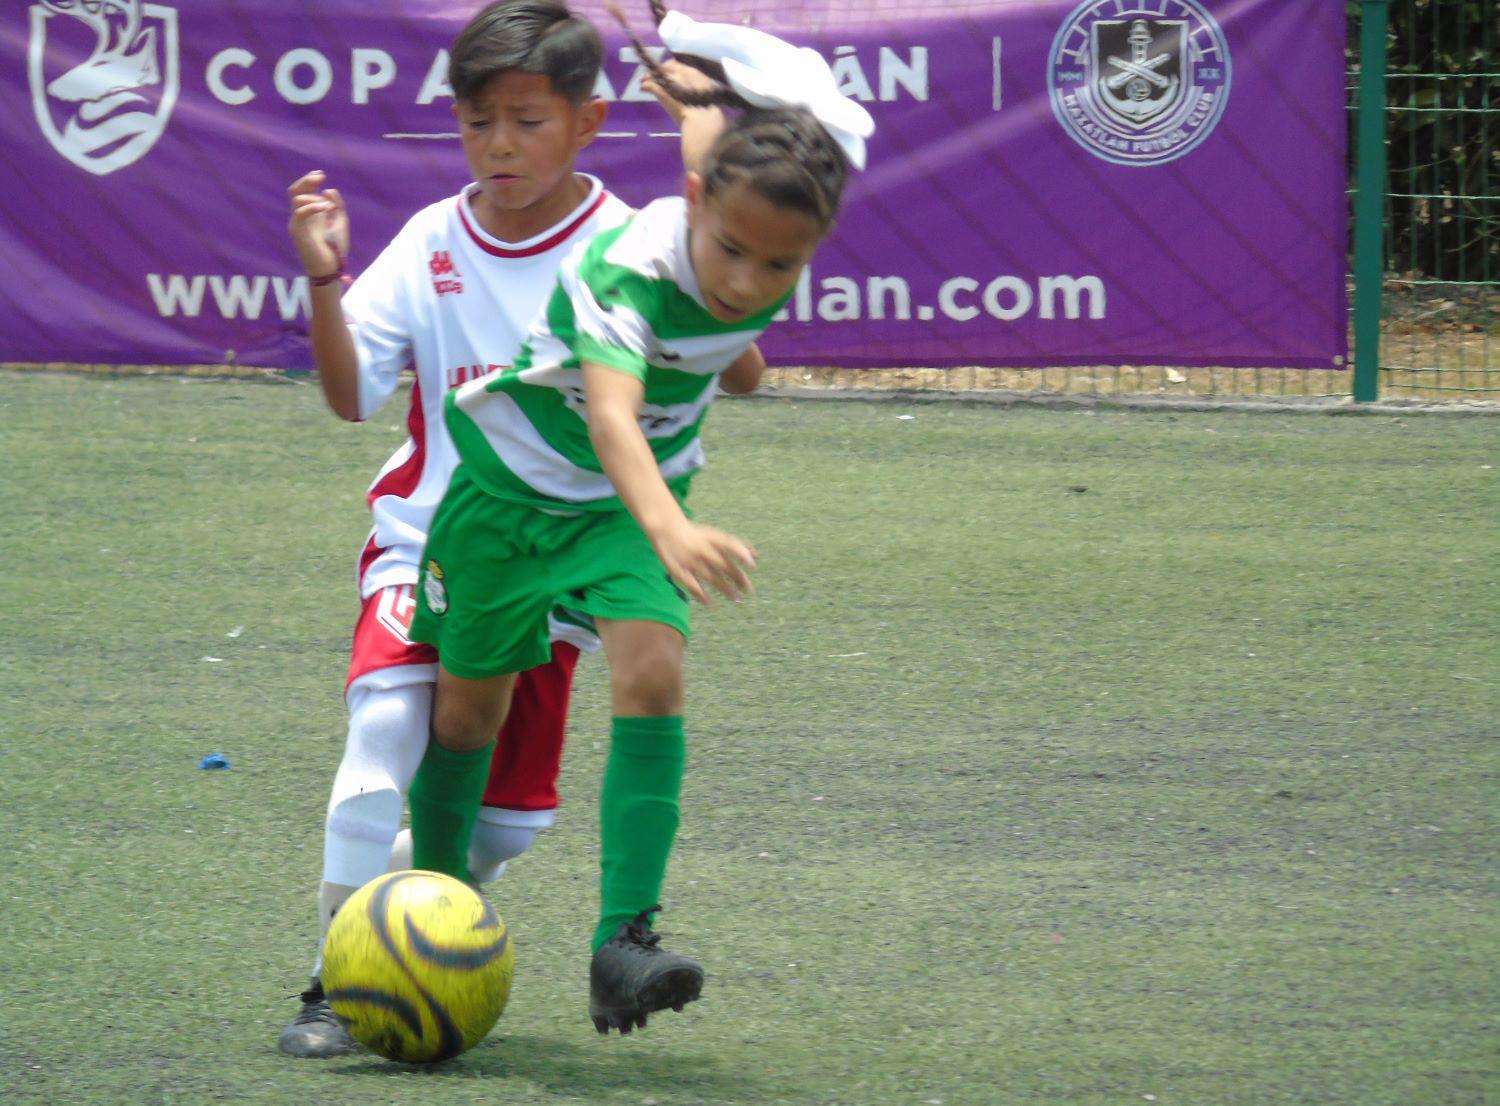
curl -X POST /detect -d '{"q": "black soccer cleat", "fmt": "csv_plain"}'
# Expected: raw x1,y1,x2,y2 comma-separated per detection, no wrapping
589,906,704,1035
277,977,358,1058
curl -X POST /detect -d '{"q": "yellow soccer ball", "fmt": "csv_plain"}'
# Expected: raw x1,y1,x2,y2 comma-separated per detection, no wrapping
321,870,514,1063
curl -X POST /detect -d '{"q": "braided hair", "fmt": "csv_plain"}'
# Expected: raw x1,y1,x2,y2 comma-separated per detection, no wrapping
611,2,849,229
698,108,848,230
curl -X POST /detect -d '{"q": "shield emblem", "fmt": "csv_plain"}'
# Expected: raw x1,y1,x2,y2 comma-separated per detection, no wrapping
27,2,180,176
1092,18,1186,131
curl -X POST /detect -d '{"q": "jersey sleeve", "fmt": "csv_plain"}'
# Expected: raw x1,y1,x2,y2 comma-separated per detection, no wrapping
567,260,658,381
341,224,419,421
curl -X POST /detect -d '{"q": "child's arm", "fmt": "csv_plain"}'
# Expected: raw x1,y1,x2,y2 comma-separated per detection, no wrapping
642,60,728,175
719,343,766,395
676,105,726,177
583,362,756,604
287,170,360,421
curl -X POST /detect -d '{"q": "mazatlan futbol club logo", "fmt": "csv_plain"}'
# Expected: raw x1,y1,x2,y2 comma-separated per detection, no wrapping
27,0,180,175
1048,0,1230,167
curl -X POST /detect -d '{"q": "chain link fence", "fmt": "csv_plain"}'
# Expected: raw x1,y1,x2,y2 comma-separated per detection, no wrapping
1366,0,1495,398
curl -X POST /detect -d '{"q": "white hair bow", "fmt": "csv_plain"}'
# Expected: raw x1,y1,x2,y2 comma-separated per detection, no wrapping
657,11,876,170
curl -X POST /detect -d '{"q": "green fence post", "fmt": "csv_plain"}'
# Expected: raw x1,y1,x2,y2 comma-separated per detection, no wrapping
1352,0,1390,402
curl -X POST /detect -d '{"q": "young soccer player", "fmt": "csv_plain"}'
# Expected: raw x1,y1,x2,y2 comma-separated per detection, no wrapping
403,3,873,1035
276,0,739,1058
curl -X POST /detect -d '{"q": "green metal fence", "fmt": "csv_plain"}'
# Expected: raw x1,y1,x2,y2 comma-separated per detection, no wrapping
1352,0,1498,401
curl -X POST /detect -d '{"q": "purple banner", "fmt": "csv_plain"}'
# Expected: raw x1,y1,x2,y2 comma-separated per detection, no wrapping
0,1,1347,369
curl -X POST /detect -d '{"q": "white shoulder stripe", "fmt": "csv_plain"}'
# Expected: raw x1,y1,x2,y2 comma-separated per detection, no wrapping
565,262,655,362
466,390,706,501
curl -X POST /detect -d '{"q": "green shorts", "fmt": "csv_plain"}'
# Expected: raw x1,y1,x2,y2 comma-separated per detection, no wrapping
410,465,691,679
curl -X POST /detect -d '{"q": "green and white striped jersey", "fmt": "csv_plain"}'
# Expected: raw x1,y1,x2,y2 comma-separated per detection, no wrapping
445,197,788,512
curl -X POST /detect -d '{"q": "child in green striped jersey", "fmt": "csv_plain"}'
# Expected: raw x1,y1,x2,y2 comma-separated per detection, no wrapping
406,3,872,1035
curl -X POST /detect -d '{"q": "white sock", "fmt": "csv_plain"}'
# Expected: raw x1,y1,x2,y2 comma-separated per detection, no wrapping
385,811,549,884
311,677,431,976
312,881,359,978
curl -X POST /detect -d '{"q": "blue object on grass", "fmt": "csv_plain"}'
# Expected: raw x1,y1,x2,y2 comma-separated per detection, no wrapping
199,753,231,770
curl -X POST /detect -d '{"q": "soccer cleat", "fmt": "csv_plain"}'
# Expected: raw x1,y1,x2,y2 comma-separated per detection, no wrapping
588,906,704,1034
277,977,358,1058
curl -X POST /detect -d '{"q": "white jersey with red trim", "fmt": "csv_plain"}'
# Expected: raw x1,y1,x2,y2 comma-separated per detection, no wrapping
341,174,631,600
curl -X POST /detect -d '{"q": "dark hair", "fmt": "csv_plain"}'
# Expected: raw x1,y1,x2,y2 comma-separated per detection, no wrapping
611,2,849,229
699,109,848,230
449,1,603,105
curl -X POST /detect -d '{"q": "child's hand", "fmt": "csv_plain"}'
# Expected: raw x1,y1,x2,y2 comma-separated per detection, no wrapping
642,60,718,125
653,519,757,605
287,170,350,278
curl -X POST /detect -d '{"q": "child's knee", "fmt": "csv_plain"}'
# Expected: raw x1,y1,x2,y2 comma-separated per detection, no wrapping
431,703,484,748
601,622,685,715
611,655,683,715
431,677,513,750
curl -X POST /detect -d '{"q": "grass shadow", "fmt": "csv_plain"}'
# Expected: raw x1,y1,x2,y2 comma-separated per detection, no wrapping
331,1029,758,1100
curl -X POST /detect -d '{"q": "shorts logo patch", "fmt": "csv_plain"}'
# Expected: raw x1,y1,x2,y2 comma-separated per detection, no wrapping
423,559,448,615
376,584,417,642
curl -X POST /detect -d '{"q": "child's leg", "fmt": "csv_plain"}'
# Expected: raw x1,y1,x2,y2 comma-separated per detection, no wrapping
546,507,701,1031
406,668,516,879
314,587,439,943
320,676,432,933
593,619,687,950
390,641,580,879
472,641,579,877
404,465,558,882
281,586,436,1059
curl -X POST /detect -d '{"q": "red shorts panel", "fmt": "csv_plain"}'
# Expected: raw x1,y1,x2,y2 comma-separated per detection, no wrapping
347,586,578,813
483,641,578,812
347,584,437,688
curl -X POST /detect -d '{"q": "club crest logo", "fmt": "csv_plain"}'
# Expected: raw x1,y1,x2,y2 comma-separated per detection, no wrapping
27,1,180,176
1048,0,1230,166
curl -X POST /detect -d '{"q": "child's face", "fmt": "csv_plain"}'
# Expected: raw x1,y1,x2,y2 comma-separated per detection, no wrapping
455,72,605,227
685,175,824,323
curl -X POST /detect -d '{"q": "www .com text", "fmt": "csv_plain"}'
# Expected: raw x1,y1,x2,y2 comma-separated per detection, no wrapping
145,269,1107,324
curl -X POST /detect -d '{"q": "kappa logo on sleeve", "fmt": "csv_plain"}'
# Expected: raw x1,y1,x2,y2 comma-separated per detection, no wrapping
429,250,464,296
27,1,180,176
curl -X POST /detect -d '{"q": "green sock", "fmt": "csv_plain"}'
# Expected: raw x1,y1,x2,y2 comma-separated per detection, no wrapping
593,715,686,952
408,739,494,881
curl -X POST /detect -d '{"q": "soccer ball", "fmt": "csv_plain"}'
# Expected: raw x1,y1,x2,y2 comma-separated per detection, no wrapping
321,870,515,1063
